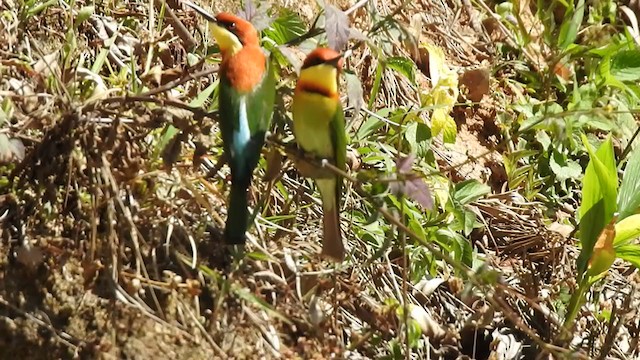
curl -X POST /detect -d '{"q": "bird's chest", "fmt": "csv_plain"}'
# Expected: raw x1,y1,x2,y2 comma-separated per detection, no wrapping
292,92,337,157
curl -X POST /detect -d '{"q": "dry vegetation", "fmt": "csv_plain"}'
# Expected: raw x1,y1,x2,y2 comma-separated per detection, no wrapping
1,0,640,358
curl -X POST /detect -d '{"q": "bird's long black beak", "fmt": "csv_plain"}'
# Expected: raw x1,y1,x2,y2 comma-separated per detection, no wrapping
183,0,217,23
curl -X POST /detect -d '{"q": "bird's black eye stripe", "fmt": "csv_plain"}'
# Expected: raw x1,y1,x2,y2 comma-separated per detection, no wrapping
215,18,237,32
301,57,325,69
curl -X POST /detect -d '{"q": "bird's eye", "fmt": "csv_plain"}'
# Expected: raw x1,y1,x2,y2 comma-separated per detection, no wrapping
228,22,236,29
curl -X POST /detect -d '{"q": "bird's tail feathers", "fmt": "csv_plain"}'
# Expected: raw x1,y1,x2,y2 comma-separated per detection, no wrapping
316,178,344,261
224,182,249,245
321,206,345,261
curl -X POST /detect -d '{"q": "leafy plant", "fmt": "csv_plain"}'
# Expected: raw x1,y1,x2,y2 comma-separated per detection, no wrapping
563,135,640,336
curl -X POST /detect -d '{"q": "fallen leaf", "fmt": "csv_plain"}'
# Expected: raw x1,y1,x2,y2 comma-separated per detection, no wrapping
459,67,490,102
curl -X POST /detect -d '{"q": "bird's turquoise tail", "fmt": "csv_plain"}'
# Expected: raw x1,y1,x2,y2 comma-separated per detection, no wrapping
224,182,249,245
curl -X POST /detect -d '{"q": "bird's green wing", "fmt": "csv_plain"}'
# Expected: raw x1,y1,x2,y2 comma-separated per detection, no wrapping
247,54,276,133
330,102,347,198
218,55,275,177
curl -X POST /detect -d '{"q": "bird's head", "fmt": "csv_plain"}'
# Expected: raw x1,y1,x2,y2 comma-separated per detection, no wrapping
298,48,344,97
210,13,259,56
185,2,259,57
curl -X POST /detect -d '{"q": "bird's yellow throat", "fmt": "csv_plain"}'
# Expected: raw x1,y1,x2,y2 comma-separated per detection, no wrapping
298,64,339,96
210,23,243,57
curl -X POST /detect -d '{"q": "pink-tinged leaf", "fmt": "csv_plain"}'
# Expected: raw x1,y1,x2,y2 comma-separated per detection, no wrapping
238,0,273,31
396,154,416,174
325,4,350,50
389,154,434,209
405,177,434,209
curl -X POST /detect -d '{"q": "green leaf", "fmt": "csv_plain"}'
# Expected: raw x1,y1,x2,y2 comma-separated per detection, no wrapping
404,122,431,157
577,135,618,278
610,50,640,82
616,244,640,268
264,10,306,45
558,0,585,49
550,150,582,181
614,214,640,246
189,81,217,108
431,108,456,143
246,251,271,261
75,5,94,26
463,209,476,236
91,33,118,74
154,124,180,161
618,146,640,220
386,56,416,84
453,180,490,205
355,111,386,140
452,232,473,267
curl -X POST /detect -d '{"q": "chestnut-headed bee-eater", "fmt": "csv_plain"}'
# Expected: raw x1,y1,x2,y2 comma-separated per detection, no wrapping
186,3,275,245
292,48,347,261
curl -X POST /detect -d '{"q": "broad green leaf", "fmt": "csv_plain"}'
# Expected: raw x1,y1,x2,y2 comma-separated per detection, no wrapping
355,113,384,140
154,124,180,161
431,108,456,143
404,122,431,157
577,135,618,277
614,213,640,246
586,219,616,277
264,10,306,45
615,244,640,268
463,209,476,236
453,179,490,205
454,232,473,267
386,56,416,84
617,146,640,220
610,50,640,82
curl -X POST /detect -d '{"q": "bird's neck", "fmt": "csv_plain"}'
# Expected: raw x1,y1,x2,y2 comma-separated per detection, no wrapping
297,65,339,99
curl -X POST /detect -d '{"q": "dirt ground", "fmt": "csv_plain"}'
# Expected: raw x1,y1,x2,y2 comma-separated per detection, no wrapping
2,0,640,358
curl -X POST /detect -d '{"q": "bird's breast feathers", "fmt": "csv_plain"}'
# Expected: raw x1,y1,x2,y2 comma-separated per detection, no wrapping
221,46,267,93
292,92,339,158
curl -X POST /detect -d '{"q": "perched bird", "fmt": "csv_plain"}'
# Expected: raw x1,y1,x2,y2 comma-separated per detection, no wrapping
186,3,276,244
292,48,347,261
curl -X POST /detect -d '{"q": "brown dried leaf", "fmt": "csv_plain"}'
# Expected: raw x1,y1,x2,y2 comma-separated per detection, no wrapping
459,68,490,102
